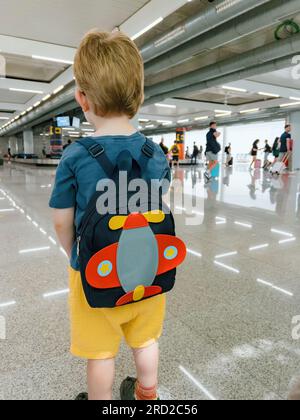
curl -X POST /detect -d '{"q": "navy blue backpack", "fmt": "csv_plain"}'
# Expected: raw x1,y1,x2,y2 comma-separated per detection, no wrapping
75,138,186,308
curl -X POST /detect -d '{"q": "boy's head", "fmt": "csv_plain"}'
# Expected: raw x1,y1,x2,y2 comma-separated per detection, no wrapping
74,30,144,121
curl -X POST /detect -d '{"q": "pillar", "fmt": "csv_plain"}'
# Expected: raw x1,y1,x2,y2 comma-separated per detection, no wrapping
176,127,185,160
49,125,63,157
289,111,300,171
23,129,34,155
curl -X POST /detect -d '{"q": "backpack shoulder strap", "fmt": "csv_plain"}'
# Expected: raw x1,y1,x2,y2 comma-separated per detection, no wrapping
76,138,114,177
138,137,155,175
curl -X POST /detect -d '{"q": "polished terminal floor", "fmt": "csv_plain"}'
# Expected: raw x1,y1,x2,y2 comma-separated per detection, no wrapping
0,161,300,400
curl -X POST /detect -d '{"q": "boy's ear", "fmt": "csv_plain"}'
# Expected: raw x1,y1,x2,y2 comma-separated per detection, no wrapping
75,88,90,113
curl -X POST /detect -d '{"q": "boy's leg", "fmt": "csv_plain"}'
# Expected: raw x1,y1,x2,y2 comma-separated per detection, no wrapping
133,341,159,389
120,342,159,401
87,358,115,400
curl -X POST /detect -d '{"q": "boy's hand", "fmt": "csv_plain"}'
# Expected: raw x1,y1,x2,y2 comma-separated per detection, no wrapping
52,208,75,259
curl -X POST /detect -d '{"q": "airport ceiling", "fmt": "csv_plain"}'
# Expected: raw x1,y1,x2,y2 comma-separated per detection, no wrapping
1,0,300,136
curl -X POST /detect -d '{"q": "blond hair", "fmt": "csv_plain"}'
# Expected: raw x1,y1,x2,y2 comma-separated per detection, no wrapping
74,30,144,118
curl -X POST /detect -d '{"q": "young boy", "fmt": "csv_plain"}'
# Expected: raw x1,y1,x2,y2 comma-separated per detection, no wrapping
49,30,170,400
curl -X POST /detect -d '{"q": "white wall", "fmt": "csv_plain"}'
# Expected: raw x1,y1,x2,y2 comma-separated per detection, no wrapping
224,119,285,157
151,119,285,156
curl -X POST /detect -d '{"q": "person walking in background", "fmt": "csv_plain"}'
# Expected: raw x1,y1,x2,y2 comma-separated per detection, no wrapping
185,146,190,159
63,139,72,150
170,140,180,168
190,142,199,165
7,147,12,163
272,137,280,163
249,139,260,170
199,145,203,162
204,121,221,182
263,139,272,169
279,124,292,161
159,137,168,156
225,143,232,167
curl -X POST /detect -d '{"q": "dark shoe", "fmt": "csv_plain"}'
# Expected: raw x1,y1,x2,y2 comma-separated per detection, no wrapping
120,377,136,400
75,392,88,400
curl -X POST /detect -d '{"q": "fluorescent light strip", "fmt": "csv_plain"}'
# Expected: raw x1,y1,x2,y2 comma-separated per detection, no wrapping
280,102,300,108
187,248,202,258
19,246,50,254
222,85,247,93
271,228,293,237
53,85,64,95
290,96,300,101
214,260,240,273
279,237,296,244
249,243,269,251
257,279,293,297
39,228,47,235
215,109,231,114
9,88,44,94
195,116,209,121
0,300,16,308
179,365,217,401
234,221,252,228
177,119,189,124
32,55,73,65
43,289,69,298
240,108,260,114
131,17,163,41
0,208,15,212
155,103,176,109
215,251,238,259
258,92,280,98
42,94,51,101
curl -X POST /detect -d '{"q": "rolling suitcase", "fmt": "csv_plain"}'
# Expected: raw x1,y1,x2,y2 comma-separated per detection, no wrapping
211,162,220,178
270,153,290,175
255,159,262,169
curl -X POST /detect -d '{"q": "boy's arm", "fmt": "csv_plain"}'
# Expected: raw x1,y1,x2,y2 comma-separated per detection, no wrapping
52,208,75,259
49,151,77,259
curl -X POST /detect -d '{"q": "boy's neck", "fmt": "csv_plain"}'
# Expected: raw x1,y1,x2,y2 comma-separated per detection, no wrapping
91,115,137,137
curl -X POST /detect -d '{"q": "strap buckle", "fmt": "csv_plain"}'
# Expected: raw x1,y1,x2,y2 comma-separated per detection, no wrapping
142,140,154,158
88,144,104,158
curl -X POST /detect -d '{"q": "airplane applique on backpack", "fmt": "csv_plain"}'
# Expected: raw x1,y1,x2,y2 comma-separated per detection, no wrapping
76,138,186,308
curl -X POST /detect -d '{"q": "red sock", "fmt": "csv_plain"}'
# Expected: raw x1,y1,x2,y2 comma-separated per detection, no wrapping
135,381,158,400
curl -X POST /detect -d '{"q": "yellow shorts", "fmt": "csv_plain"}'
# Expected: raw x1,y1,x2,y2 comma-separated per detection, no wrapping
69,267,166,360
